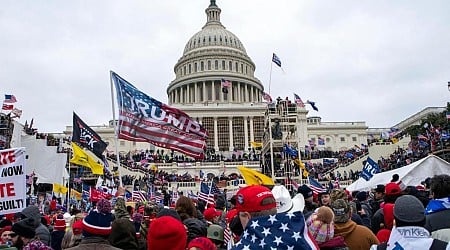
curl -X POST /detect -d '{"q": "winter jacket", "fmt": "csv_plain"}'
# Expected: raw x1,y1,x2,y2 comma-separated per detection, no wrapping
19,206,51,246
334,220,379,250
50,230,65,250
109,218,139,250
318,236,349,250
113,197,130,220
66,237,121,250
425,208,450,242
184,218,208,244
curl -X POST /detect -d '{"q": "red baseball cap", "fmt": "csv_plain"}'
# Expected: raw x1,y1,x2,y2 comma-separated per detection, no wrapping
203,207,221,221
235,185,276,212
385,182,402,196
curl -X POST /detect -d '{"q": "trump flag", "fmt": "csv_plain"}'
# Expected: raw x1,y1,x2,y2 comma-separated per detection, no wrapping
111,71,208,159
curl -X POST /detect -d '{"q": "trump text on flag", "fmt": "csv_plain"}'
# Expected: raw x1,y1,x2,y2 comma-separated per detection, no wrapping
0,148,27,214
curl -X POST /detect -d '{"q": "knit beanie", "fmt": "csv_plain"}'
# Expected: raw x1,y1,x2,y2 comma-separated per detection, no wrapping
147,215,187,250
188,237,217,250
109,218,138,250
54,214,66,231
306,206,335,243
12,218,36,239
394,195,425,224
82,198,114,237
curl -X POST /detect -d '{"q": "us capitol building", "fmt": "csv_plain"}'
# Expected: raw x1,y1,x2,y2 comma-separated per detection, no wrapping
62,1,443,178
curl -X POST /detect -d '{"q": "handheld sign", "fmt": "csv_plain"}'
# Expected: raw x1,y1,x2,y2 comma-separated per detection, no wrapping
0,148,26,215
360,157,380,181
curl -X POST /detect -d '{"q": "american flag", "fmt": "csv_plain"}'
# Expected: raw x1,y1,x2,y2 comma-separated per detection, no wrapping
308,177,327,195
221,79,231,88
262,92,272,103
224,225,232,244
293,93,305,107
2,104,13,110
198,182,220,205
171,188,179,203
132,190,148,203
155,192,164,204
4,94,17,103
231,211,318,249
111,71,208,159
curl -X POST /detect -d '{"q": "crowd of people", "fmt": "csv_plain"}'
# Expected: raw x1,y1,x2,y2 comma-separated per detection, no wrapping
2,173,449,250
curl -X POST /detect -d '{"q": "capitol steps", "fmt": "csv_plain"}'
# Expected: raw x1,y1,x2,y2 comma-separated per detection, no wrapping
333,135,411,176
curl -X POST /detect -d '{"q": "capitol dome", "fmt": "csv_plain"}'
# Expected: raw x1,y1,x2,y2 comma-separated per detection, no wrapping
167,0,264,106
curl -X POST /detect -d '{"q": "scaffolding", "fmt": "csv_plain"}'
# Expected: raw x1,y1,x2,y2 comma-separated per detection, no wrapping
0,113,14,150
261,99,308,192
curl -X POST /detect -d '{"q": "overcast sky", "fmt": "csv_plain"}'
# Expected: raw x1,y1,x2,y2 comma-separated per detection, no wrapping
1,0,449,133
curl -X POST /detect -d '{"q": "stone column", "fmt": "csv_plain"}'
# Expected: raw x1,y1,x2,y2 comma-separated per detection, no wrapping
175,89,179,104
194,82,198,103
203,81,207,102
214,117,219,151
244,116,249,152
249,116,254,143
237,82,241,102
186,84,190,103
211,81,216,102
229,117,234,151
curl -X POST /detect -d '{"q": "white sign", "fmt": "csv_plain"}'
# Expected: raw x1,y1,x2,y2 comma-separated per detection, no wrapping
0,148,26,215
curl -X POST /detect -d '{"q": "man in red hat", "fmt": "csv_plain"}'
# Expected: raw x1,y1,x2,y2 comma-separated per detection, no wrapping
231,185,318,249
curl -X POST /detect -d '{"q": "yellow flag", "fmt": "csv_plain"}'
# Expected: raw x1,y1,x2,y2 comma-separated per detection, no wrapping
250,141,263,148
293,158,306,170
303,169,309,177
70,142,104,175
70,189,82,200
53,183,68,194
237,166,275,186
391,138,398,144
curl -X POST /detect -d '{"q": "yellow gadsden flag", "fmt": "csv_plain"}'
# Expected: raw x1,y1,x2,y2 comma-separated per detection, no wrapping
293,158,306,170
237,166,275,186
70,142,104,175
70,189,82,200
250,141,263,148
53,183,68,194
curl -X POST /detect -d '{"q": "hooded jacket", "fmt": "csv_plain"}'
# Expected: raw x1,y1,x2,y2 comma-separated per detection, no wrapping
108,218,139,250
183,217,207,244
334,220,379,250
19,206,50,246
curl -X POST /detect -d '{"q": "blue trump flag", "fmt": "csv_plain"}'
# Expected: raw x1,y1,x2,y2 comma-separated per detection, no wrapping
360,157,381,181
283,144,298,158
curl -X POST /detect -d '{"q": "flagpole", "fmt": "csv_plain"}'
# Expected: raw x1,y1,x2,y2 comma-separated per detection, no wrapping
109,71,123,187
66,162,70,211
268,58,273,96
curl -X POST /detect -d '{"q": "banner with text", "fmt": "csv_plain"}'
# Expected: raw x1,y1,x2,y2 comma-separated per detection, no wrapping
0,148,26,215
360,157,380,181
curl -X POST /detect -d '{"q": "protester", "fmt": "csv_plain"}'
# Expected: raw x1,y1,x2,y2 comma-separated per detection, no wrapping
332,199,379,250
147,215,187,250
425,174,450,242
306,206,349,249
61,220,82,249
369,185,385,215
207,224,225,250
0,226,12,246
371,195,449,249
11,218,52,250
108,218,139,250
298,184,318,217
230,185,318,249
51,214,66,250
187,236,217,250
371,182,402,235
203,207,221,225
175,196,207,244
67,198,120,250
18,205,50,246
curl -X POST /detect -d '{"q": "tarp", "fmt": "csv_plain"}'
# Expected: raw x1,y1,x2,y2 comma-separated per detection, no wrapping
22,135,69,184
346,155,450,192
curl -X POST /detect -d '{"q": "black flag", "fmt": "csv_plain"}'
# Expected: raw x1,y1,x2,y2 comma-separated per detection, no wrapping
72,112,107,158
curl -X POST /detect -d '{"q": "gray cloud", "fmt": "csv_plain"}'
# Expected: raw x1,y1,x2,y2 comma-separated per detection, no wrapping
1,0,449,132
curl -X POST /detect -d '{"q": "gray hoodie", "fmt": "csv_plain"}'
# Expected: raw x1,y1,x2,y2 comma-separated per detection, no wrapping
19,205,50,246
